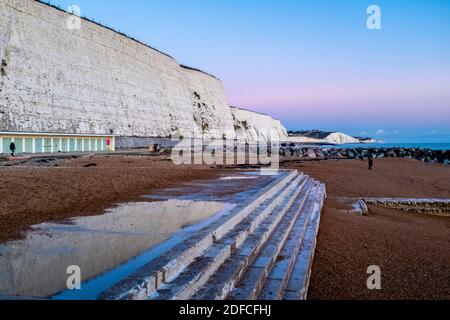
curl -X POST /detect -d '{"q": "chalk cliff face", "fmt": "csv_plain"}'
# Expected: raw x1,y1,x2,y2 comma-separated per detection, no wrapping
0,0,288,145
181,67,235,139
324,133,377,144
231,107,288,142
324,132,361,144
0,0,200,138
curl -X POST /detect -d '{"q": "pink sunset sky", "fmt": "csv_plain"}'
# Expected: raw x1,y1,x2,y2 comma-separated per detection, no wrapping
52,0,450,142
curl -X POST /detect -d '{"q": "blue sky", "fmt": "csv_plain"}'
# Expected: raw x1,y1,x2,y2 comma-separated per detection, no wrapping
48,0,450,142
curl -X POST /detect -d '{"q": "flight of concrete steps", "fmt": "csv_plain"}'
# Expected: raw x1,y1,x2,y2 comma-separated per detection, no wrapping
101,170,326,300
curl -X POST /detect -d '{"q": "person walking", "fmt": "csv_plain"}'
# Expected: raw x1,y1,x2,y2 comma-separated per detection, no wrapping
9,141,16,157
368,155,374,170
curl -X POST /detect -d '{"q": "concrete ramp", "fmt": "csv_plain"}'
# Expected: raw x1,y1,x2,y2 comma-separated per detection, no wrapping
100,170,326,300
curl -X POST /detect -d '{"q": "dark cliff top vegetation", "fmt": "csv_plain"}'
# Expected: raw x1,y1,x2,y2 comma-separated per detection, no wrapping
355,137,374,141
36,1,218,80
180,65,219,80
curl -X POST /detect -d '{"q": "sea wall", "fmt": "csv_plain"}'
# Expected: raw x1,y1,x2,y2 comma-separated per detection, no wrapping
0,0,288,147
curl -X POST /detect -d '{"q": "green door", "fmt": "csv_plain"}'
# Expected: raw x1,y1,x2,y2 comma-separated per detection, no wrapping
77,139,83,152
44,138,52,153
90,139,96,151
101,139,107,151
97,139,103,151
61,138,68,153
69,139,76,152
84,139,90,151
15,138,23,154
3,138,12,154
35,138,43,153
53,139,60,153
25,138,33,153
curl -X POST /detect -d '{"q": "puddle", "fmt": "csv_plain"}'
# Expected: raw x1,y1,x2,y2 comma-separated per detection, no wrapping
219,176,259,180
0,170,284,299
146,170,284,203
0,200,232,299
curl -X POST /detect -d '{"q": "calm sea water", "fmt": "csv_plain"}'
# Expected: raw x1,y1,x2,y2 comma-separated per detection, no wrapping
326,143,450,151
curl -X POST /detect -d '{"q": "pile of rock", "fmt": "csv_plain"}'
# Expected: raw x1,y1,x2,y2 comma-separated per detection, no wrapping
280,145,450,164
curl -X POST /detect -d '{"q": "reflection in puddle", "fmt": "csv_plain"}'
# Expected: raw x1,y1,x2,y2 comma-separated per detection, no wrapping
219,176,259,180
0,200,231,298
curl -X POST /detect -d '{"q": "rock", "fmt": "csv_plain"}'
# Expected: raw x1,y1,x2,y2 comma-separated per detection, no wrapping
386,150,397,157
307,148,317,158
83,163,98,167
346,150,356,159
279,145,449,165
315,149,325,158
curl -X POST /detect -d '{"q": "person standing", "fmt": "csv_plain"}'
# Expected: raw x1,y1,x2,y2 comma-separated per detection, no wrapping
9,141,16,157
368,155,374,170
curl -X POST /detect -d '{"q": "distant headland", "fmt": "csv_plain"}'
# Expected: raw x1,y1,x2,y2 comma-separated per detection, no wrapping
288,130,379,145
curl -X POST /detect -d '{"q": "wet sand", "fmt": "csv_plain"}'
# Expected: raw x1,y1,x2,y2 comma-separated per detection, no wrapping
282,158,450,299
0,155,223,243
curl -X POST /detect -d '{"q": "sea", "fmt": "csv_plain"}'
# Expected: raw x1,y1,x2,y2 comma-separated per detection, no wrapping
322,142,450,151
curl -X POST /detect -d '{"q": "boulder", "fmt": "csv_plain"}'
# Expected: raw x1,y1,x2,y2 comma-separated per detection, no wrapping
307,148,317,158
315,149,325,158
386,150,396,157
346,150,356,159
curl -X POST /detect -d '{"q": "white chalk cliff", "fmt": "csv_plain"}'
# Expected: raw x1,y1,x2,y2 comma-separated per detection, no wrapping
0,0,287,145
231,107,288,142
289,132,376,145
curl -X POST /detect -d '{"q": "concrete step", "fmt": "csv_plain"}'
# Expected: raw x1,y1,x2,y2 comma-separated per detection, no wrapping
257,182,319,300
191,178,311,300
153,174,307,300
283,183,326,300
228,179,316,300
99,170,299,300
